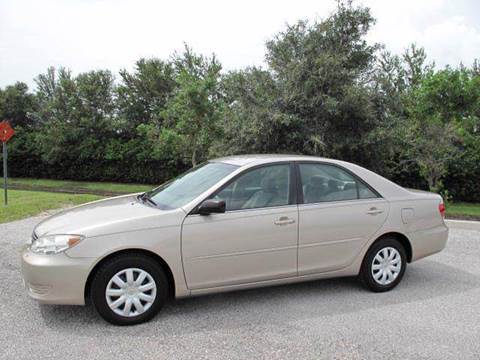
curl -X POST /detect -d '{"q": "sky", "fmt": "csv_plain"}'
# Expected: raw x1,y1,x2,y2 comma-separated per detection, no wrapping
1,0,479,88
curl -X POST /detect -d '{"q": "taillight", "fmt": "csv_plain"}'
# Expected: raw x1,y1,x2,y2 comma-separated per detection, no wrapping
439,203,446,218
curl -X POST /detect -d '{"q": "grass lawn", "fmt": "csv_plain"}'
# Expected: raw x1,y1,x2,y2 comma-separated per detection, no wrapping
446,202,480,220
0,190,103,224
0,177,153,195
0,177,153,224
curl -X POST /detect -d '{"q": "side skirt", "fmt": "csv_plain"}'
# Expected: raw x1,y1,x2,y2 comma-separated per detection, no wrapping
181,265,359,298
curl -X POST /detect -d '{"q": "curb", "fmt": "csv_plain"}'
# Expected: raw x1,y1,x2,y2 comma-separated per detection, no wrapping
446,219,480,224
445,219,480,231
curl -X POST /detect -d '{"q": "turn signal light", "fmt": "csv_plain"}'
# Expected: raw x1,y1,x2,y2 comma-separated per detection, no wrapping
67,236,82,247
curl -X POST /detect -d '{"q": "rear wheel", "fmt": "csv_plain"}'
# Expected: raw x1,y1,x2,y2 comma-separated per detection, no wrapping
360,237,407,292
90,253,168,325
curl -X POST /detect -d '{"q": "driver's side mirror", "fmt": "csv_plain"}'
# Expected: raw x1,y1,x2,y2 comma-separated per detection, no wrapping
198,199,226,215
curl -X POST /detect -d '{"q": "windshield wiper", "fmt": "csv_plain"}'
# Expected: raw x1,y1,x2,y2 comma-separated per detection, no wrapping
139,192,157,207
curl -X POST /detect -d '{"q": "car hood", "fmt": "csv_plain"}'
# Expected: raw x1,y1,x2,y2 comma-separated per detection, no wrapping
34,194,184,237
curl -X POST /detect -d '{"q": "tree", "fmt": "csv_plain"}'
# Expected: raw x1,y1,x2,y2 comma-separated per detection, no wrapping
402,68,478,192
403,118,458,192
33,67,117,170
402,44,434,89
0,82,39,178
116,59,176,135
369,44,435,183
405,67,480,196
158,45,224,166
0,82,37,128
264,0,380,165
217,67,295,155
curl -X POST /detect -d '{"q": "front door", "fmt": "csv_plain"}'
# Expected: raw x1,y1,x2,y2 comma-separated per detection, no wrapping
181,163,298,290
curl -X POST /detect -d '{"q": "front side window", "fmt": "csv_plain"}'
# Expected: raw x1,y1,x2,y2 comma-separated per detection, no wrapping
299,163,378,204
147,162,238,210
213,164,291,211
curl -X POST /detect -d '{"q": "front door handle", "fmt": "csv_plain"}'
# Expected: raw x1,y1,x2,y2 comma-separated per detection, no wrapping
366,207,384,215
274,216,295,225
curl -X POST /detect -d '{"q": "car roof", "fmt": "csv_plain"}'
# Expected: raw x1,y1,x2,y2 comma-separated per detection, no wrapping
211,154,335,167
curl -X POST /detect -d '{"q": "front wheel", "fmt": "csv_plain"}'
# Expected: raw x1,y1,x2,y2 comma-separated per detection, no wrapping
90,253,169,325
360,237,407,292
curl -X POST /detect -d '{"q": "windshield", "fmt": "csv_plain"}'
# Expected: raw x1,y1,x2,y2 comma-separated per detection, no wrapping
144,162,238,210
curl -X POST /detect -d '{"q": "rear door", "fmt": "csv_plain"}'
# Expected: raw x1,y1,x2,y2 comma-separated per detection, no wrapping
296,162,389,275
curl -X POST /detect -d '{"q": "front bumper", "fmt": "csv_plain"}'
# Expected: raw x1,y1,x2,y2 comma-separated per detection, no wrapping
21,246,96,305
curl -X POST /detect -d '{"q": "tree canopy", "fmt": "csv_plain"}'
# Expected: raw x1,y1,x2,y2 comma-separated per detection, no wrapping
0,0,479,201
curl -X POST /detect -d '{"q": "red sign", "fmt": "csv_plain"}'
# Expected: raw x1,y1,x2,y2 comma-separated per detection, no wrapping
0,121,14,143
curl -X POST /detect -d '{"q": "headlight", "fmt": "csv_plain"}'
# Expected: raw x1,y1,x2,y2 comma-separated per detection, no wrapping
30,234,84,254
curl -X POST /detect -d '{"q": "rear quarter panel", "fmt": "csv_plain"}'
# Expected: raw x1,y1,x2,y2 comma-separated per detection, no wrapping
383,188,448,262
341,192,448,276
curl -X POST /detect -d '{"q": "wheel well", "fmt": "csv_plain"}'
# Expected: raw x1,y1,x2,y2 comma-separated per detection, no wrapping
84,249,176,303
373,232,413,263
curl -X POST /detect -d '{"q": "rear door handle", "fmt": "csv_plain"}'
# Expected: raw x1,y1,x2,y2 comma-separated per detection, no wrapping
274,216,295,225
366,207,384,215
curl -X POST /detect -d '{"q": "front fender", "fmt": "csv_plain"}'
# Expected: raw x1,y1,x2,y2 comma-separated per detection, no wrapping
66,224,190,298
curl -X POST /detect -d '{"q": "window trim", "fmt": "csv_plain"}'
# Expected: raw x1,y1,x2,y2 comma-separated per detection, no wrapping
189,161,297,215
293,161,382,205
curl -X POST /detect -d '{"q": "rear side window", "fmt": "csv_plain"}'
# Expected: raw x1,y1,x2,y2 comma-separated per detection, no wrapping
298,163,379,204
358,181,378,199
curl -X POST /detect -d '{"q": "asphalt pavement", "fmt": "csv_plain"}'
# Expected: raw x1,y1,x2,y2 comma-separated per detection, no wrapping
1,216,479,360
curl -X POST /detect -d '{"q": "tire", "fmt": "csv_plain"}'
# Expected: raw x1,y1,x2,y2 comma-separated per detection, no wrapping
360,237,407,292
90,253,169,325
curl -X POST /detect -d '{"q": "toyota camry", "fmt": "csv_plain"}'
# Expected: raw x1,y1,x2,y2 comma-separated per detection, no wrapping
21,155,449,325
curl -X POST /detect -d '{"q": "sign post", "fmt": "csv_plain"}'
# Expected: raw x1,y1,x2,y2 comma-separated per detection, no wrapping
3,142,7,205
0,121,15,206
